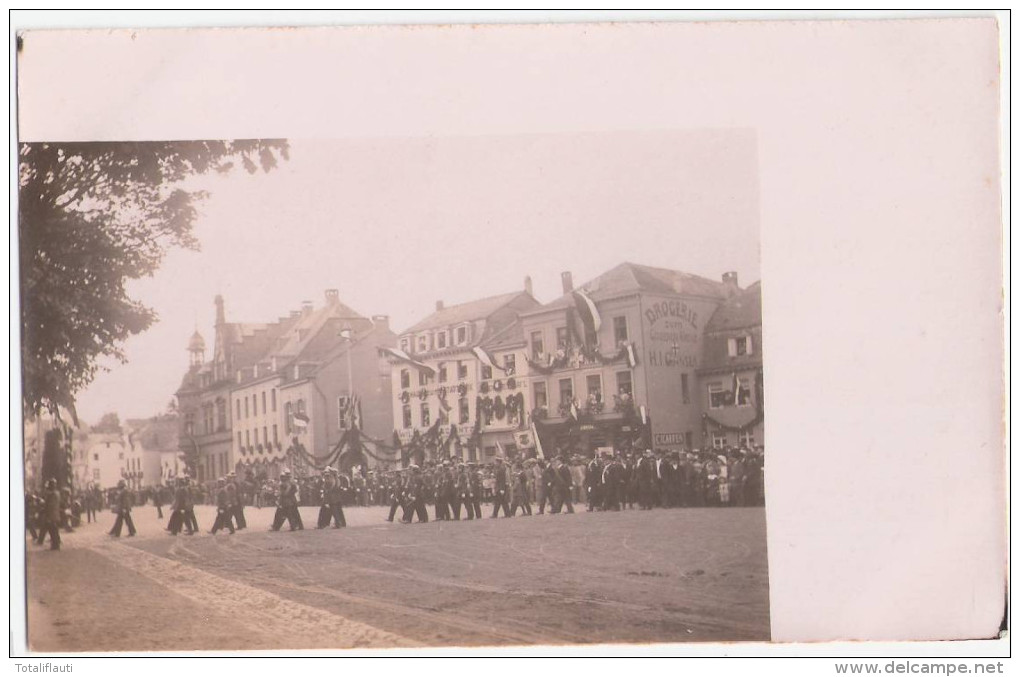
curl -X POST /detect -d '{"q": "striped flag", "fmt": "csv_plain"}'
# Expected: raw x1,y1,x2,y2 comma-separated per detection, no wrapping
569,400,579,421
352,395,363,430
379,347,436,376
293,411,310,430
472,346,505,372
572,289,602,336
530,420,545,459
731,372,740,403
495,440,506,458
639,405,648,426
625,342,638,368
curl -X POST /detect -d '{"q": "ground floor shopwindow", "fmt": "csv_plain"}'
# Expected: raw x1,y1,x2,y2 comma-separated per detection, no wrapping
712,431,728,449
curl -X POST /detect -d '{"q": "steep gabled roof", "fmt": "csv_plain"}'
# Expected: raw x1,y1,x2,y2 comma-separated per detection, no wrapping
532,262,731,313
482,319,526,351
705,281,762,333
402,291,536,335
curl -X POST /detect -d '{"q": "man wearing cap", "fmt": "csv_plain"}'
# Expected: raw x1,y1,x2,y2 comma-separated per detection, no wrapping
453,463,470,520
386,470,405,522
401,465,429,524
509,461,532,516
109,479,137,537
536,459,556,514
467,464,484,519
318,467,347,528
271,471,304,531
434,461,451,521
490,457,511,518
210,478,236,535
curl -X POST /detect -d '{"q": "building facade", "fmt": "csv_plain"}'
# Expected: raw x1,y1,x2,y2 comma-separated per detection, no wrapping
520,263,744,456
177,289,397,484
387,280,540,464
697,281,764,451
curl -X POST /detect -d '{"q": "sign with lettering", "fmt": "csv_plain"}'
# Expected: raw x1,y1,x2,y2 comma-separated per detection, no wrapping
653,432,686,446
643,295,706,370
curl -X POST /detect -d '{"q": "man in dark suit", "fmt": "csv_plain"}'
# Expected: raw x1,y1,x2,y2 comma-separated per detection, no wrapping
636,450,656,510
490,457,511,518
210,478,236,534
537,459,556,514
38,479,62,550
553,456,575,514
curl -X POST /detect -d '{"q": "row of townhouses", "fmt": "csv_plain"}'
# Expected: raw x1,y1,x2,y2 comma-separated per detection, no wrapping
174,263,763,483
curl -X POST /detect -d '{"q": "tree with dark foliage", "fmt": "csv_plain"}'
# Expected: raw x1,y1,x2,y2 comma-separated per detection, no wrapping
19,140,289,425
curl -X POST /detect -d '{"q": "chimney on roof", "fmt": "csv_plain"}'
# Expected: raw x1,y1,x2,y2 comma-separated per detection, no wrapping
372,315,390,332
301,300,313,316
435,300,444,311
524,275,533,296
324,289,339,306
722,271,739,290
561,271,573,295
214,295,225,326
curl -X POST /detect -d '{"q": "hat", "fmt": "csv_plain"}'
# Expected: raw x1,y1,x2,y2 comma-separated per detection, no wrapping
323,466,336,474
280,470,292,478
118,480,126,488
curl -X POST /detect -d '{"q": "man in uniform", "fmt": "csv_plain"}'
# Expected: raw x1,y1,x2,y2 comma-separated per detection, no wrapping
271,471,304,531
454,463,471,520
210,477,236,534
490,457,511,518
109,479,137,537
386,470,404,522
401,465,429,524
317,467,347,528
467,463,484,519
434,461,450,521
552,456,575,514
537,459,556,514
228,472,247,530
168,477,191,535
601,455,622,512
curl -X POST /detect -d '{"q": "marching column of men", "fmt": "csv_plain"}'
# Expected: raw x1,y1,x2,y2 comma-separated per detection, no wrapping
26,447,763,546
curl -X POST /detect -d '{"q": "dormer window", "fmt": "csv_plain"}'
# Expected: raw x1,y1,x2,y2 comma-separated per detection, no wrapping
400,337,411,353
436,331,448,350
728,336,754,357
456,325,468,345
417,334,430,353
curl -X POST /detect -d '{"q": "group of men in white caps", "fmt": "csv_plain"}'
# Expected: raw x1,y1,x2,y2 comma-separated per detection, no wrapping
384,454,579,525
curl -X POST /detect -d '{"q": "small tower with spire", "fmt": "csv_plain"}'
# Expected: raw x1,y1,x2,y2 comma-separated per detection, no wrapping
188,330,206,368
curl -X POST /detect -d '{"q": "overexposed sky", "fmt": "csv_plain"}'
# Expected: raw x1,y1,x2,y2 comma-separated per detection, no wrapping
75,130,760,423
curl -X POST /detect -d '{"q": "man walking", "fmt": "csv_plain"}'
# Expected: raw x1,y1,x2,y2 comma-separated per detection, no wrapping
109,480,137,537
271,471,304,531
37,480,62,550
490,457,511,518
553,456,575,514
210,478,236,535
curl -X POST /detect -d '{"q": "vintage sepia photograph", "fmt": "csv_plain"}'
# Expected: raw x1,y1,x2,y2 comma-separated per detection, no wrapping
13,13,1007,661
19,129,767,650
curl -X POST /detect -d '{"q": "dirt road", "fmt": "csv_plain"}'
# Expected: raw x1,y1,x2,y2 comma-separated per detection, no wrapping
25,504,769,652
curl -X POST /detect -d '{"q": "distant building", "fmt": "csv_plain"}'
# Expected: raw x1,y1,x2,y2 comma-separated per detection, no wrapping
230,291,396,480
176,295,298,484
124,414,181,486
519,263,746,456
386,279,540,464
697,281,764,450
176,290,396,485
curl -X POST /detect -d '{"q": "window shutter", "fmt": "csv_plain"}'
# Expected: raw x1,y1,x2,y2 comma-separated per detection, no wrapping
746,336,754,355
727,338,737,356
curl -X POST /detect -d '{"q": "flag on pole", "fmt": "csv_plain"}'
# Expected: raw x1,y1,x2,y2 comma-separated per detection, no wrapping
352,395,363,430
569,400,579,421
639,405,648,426
293,411,310,430
530,420,546,459
625,342,638,368
472,346,505,372
495,440,506,458
572,289,602,336
730,372,740,404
